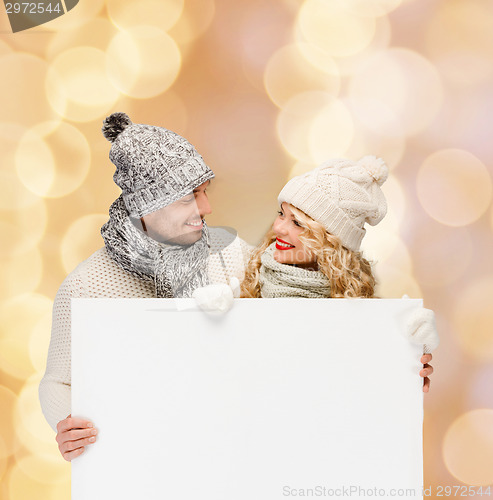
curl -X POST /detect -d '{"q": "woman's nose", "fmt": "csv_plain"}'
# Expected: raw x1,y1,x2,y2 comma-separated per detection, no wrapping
273,217,287,235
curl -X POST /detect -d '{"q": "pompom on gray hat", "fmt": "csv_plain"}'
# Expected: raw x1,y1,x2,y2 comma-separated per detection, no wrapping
278,156,389,252
102,112,215,218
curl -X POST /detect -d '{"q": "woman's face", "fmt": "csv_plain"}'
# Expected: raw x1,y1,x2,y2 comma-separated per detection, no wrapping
272,203,317,269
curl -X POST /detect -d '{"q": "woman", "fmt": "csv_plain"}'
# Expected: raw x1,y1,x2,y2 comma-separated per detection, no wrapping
240,155,437,390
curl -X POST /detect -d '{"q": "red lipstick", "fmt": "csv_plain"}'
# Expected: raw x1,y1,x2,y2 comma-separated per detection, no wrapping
275,238,295,250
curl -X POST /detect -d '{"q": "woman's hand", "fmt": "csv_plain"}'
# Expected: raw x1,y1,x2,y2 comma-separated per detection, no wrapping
56,414,98,461
420,353,434,393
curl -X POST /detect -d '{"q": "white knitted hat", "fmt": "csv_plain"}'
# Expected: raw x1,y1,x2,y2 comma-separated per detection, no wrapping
278,156,389,252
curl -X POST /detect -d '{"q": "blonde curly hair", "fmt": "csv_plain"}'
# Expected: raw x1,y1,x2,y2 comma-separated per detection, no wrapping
241,204,377,298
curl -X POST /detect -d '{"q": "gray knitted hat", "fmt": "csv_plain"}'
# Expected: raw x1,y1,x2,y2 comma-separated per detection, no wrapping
102,112,214,218
278,156,389,252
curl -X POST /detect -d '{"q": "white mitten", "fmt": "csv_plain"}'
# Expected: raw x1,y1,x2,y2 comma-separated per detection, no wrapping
229,277,241,298
402,304,440,353
192,283,235,314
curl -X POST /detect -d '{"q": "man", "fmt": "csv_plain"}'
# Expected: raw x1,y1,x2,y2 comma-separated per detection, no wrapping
40,113,435,462
39,112,252,460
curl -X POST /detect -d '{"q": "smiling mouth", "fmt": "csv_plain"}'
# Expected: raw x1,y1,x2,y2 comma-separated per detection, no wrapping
185,219,203,229
276,238,295,250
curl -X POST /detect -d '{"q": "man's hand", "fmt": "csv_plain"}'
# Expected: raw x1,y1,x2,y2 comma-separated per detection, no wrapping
420,353,434,393
56,414,98,461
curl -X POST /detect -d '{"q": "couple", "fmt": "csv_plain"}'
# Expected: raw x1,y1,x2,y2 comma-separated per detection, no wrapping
39,112,438,461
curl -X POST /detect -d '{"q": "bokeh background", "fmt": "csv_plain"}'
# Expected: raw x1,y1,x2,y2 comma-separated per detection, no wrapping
1,0,493,498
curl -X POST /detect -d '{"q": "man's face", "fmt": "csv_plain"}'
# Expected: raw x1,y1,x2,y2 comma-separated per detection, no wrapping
141,181,212,245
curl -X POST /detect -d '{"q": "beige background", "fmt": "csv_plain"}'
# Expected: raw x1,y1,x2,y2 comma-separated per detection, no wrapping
0,0,492,498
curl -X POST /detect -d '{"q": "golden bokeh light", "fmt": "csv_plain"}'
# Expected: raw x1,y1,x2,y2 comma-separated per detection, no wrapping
0,53,62,127
426,0,493,86
452,276,493,362
0,386,19,459
344,116,406,169
0,199,47,258
348,48,443,136
318,15,392,78
7,460,70,500
0,437,7,482
106,26,181,99
277,91,333,161
288,161,318,180
14,375,62,458
264,43,340,108
410,225,473,288
380,174,406,229
46,17,118,60
308,99,354,163
443,409,493,486
0,293,53,380
0,247,43,300
469,365,493,410
0,38,13,56
277,91,353,162
417,149,492,227
0,123,41,211
46,46,120,122
61,213,109,274
298,0,376,57
29,311,52,374
168,0,215,45
15,453,68,485
15,128,54,197
107,0,184,32
434,53,492,89
40,0,104,31
362,231,411,276
336,0,402,17
240,2,297,91
347,95,402,139
16,121,91,198
375,265,422,299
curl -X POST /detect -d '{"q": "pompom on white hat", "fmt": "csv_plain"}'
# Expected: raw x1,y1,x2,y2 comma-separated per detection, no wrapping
278,156,389,252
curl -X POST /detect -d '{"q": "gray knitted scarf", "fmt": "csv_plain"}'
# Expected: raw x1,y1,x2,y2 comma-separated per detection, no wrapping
260,242,331,298
101,195,210,298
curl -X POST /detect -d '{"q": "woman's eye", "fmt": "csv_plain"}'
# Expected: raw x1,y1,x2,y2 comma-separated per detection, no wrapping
293,220,302,227
277,210,284,217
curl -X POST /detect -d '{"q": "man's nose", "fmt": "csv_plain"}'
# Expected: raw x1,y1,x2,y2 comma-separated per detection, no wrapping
196,194,212,217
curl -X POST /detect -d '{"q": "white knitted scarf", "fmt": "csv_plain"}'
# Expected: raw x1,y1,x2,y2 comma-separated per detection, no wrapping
259,242,331,298
101,195,210,298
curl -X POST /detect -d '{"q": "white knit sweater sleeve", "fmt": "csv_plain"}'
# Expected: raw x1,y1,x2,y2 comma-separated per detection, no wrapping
239,236,254,269
38,273,81,431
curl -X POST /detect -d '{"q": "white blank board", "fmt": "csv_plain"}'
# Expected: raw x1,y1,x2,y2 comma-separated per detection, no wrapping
72,298,424,500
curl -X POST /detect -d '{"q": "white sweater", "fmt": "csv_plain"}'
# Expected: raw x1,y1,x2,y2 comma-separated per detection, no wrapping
39,228,253,431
